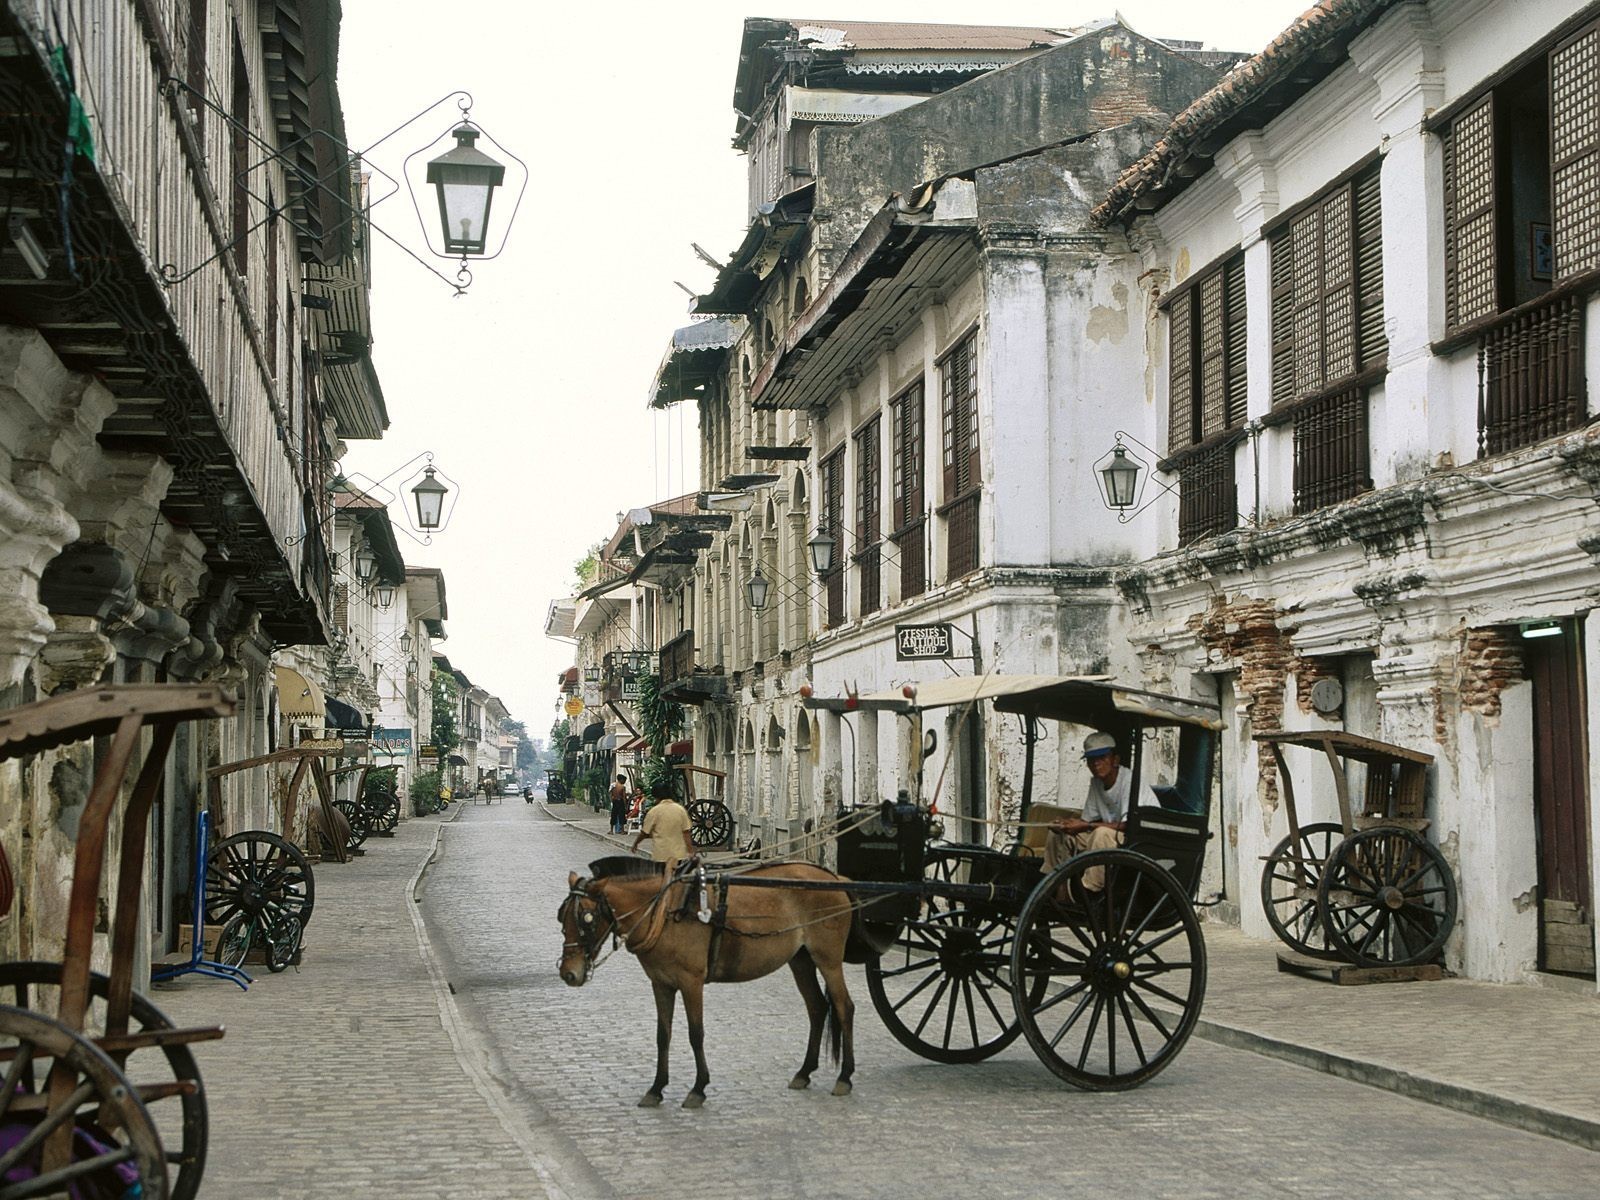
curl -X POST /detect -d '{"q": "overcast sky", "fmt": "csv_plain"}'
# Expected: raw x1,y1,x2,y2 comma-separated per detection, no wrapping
336,0,1312,739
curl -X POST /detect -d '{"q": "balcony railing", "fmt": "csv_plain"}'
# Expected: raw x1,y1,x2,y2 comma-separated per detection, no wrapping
1293,387,1370,514
943,492,980,579
856,545,881,617
824,568,845,629
659,630,696,686
893,519,926,601
1479,292,1586,458
1177,440,1238,546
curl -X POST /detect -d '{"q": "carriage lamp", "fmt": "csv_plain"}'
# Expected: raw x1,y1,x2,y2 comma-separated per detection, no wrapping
411,467,449,530
1098,445,1142,510
353,545,378,582
746,567,771,612
426,126,507,256
400,631,414,654
375,582,397,609
806,527,836,576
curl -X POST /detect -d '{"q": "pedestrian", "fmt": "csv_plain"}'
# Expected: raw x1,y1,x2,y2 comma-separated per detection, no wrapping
608,773,630,834
631,781,694,871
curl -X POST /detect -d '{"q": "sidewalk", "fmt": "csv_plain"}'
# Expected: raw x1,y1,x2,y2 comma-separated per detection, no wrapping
151,808,563,1199
542,799,1600,1151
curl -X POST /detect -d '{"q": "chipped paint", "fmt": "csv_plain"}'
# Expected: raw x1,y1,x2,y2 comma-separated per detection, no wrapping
1085,281,1130,343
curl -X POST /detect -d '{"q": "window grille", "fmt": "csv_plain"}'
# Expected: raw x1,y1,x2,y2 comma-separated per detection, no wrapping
940,332,980,578
820,447,845,628
892,383,926,601
855,417,881,617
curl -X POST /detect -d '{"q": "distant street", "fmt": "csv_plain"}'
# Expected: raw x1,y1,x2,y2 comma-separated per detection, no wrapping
421,804,1598,1200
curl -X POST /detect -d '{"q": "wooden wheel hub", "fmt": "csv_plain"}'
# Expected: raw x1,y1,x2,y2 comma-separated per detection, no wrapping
1379,885,1405,910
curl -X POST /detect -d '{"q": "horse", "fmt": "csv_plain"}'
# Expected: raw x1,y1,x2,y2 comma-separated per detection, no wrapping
558,856,857,1108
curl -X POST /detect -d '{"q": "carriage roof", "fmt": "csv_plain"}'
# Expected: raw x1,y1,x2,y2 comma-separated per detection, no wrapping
847,675,1223,731
1253,729,1433,766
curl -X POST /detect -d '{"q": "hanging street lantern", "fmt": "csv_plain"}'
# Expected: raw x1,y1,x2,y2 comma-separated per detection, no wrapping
746,567,770,611
412,466,448,530
400,631,414,654
807,527,836,576
425,126,507,256
353,545,378,582
375,583,397,609
1098,445,1142,511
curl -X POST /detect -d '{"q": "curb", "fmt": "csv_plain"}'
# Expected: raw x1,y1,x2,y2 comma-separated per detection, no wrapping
1188,1015,1600,1152
539,800,630,851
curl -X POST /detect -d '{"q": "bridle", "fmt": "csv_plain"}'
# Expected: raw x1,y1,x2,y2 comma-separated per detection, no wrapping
559,881,618,976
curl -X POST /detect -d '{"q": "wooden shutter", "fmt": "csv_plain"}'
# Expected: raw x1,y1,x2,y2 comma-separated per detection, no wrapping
1198,272,1228,438
855,417,881,546
821,449,844,555
1321,185,1356,383
892,383,923,529
1223,255,1249,427
1551,22,1600,280
941,334,978,497
1291,207,1324,398
1270,235,1295,408
1168,290,1194,451
1445,94,1498,326
1353,165,1386,365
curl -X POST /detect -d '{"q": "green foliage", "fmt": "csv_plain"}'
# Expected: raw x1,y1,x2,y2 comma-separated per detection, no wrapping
409,768,443,816
546,718,570,771
363,770,397,803
430,668,459,752
573,540,605,591
577,764,609,804
635,673,686,804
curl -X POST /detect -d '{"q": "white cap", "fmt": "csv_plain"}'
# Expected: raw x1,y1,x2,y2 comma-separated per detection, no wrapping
1082,732,1118,759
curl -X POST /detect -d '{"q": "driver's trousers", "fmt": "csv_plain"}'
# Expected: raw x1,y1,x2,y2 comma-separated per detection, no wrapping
1042,825,1123,891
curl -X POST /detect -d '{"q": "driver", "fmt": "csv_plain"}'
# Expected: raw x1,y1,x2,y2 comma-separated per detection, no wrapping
1043,732,1152,891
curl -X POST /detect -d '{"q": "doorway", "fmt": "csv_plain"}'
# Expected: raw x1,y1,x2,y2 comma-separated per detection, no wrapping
1526,618,1593,976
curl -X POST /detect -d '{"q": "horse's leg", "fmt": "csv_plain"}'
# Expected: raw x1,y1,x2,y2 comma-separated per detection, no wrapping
818,961,856,1096
680,976,711,1109
641,979,675,1107
786,952,827,1090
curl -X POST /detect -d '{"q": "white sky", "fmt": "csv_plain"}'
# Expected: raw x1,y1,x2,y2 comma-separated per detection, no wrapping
336,0,1312,739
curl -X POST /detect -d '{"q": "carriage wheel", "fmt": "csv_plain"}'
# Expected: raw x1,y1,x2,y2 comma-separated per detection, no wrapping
1011,850,1206,1092
867,906,1032,1063
205,831,315,932
264,913,303,974
1318,826,1457,967
368,793,400,833
1260,823,1344,958
0,1003,168,1199
687,799,732,850
333,800,370,851
0,964,202,1200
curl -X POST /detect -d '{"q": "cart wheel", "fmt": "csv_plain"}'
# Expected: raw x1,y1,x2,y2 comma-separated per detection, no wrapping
687,799,732,850
867,905,1033,1063
0,964,203,1200
368,793,400,833
215,913,251,970
1318,826,1457,967
1260,822,1344,958
264,915,303,974
333,800,370,851
1011,850,1206,1091
0,1003,169,1199
205,831,315,932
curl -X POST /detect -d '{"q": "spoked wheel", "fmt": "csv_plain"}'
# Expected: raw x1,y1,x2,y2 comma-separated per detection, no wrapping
867,906,1032,1063
214,915,251,970
0,1003,168,1199
1319,826,1457,967
367,793,400,833
1011,850,1207,1091
687,799,732,850
1260,822,1344,958
0,964,202,1200
265,914,303,974
205,831,315,933
332,800,370,852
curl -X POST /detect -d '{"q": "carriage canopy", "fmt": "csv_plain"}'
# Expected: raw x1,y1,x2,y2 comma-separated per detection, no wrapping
848,675,1223,731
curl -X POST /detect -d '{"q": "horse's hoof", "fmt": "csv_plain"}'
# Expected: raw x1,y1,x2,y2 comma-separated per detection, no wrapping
788,1075,811,1090
637,1093,662,1108
831,1081,852,1097
682,1093,705,1110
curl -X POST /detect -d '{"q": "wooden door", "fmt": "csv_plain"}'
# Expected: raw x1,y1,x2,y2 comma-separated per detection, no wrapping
1527,619,1593,976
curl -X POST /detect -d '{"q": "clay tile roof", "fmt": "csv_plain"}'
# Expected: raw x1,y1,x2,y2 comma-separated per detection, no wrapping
1092,0,1397,228
787,20,1080,52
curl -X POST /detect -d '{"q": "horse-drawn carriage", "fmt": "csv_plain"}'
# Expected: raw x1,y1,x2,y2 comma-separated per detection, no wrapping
562,676,1219,1098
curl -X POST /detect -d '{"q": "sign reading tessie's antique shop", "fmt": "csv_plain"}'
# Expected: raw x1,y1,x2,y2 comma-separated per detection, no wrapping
895,623,953,660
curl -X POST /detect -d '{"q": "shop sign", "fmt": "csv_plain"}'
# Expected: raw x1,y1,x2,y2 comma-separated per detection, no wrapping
895,623,953,660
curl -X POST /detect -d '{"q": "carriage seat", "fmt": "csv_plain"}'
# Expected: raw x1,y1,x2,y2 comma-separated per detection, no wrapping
1016,803,1080,857
1121,804,1209,899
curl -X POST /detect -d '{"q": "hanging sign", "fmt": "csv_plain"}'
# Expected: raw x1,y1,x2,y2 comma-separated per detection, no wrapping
564,695,586,717
895,623,953,660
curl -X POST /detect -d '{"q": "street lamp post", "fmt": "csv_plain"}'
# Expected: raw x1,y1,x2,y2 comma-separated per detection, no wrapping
746,567,771,612
1098,446,1141,510
425,126,507,256
353,545,378,582
375,583,396,609
806,528,836,576
411,467,449,530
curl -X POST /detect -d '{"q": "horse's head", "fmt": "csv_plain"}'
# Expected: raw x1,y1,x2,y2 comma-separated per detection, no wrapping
557,871,615,986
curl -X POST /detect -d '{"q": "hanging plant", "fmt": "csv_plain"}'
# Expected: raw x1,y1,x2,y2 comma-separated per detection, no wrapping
636,674,685,802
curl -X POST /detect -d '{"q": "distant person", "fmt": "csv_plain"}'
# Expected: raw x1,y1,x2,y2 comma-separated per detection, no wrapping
631,782,693,870
608,774,630,834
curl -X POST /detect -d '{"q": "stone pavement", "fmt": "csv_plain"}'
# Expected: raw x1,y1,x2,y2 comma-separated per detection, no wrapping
151,805,561,1200
543,799,1600,1152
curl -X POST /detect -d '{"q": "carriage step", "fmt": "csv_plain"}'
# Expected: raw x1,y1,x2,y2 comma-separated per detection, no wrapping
1276,951,1443,986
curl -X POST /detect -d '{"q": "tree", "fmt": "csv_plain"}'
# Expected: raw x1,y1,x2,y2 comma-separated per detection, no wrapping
431,668,459,753
573,540,605,591
546,719,570,770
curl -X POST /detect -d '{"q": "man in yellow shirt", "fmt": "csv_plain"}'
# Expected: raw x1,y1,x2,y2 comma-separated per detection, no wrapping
631,783,694,870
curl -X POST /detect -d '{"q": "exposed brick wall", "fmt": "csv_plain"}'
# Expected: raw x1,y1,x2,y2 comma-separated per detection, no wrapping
1188,595,1297,817
1294,654,1340,715
1458,627,1525,720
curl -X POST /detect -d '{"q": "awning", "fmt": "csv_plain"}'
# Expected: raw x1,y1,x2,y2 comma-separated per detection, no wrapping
598,733,618,751
325,696,367,733
447,753,468,766
619,736,647,753
580,721,605,745
274,666,325,719
564,735,582,752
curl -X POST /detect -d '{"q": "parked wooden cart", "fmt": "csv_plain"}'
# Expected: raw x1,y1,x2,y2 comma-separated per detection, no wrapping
0,684,237,1199
1256,730,1457,972
678,764,732,850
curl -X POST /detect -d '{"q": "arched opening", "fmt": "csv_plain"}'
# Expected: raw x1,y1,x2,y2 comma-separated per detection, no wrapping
794,274,810,313
766,713,786,825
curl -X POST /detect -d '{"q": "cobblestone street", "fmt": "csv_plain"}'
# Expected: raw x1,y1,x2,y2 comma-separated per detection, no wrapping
420,803,1600,1200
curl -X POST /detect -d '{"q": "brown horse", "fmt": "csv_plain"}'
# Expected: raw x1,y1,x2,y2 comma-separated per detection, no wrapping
558,857,856,1108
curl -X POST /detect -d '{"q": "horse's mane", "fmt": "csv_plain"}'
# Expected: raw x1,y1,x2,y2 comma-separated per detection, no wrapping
588,855,664,880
